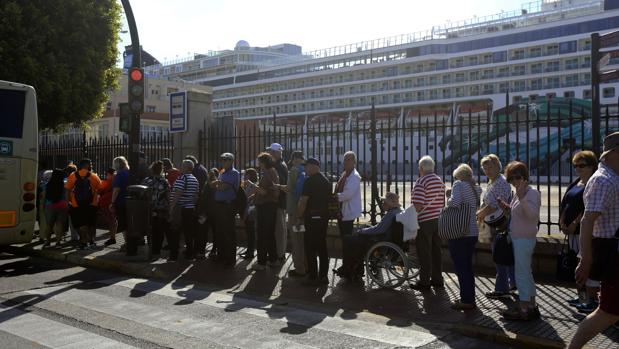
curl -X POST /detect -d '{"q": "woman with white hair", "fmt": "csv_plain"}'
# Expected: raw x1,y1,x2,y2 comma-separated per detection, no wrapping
445,164,482,310
476,154,516,299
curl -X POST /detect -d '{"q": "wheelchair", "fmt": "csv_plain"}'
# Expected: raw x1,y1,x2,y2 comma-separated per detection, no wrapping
363,222,420,289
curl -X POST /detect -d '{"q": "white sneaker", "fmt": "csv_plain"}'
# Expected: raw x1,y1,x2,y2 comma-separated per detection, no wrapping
252,263,266,271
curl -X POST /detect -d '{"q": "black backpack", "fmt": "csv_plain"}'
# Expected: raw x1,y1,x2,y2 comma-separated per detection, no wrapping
74,172,93,207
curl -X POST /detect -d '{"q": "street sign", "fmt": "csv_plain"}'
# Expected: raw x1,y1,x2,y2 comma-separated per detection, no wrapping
600,69,619,83
598,49,619,69
169,91,187,133
600,30,619,48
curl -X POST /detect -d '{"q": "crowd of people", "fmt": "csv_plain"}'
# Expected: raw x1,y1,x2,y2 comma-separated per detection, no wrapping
36,132,619,348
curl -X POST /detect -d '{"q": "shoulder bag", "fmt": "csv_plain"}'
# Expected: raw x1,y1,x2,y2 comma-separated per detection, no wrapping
438,181,478,240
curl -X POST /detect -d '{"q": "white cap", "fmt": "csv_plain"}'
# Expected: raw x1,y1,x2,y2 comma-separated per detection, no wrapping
266,143,283,152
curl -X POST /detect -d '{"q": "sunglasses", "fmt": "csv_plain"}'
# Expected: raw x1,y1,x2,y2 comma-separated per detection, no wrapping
573,163,589,169
507,175,523,182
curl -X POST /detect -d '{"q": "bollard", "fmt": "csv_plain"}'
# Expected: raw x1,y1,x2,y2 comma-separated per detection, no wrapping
125,185,151,258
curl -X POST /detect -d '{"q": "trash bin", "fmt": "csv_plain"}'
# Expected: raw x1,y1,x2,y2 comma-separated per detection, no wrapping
125,185,151,256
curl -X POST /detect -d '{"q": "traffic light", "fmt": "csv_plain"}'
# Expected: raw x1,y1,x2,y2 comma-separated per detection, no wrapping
118,102,131,133
128,67,144,113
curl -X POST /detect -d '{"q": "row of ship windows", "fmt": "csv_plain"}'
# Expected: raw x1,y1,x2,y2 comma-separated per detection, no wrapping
214,71,593,109
213,87,617,119
211,37,593,97
215,55,594,102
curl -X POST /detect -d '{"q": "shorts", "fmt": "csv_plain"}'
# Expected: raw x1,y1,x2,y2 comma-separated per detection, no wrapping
45,206,68,233
599,258,619,316
70,206,97,229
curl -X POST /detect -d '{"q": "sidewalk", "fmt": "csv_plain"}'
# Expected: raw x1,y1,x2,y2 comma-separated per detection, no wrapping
4,229,618,349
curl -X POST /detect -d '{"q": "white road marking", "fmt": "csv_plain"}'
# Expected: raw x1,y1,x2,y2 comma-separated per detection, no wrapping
25,278,438,348
0,304,136,349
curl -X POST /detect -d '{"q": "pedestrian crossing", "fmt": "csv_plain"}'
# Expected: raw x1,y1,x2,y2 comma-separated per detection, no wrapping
0,277,441,349
0,304,136,349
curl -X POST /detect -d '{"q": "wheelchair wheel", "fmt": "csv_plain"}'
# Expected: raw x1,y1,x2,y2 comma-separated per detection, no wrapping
365,241,409,289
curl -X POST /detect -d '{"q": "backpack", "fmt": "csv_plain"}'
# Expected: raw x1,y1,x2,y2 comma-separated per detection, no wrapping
74,172,93,207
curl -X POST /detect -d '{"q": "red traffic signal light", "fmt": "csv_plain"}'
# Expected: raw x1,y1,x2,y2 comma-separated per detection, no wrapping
128,67,144,113
130,68,143,82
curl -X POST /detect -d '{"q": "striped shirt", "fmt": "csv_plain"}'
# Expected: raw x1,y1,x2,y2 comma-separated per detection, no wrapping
172,174,199,209
446,180,482,236
584,162,619,239
412,173,445,222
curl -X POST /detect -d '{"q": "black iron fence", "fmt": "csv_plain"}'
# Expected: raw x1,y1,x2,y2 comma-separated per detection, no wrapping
40,132,174,178
200,98,619,235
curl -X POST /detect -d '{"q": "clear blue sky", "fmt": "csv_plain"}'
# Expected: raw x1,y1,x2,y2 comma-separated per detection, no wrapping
118,0,527,65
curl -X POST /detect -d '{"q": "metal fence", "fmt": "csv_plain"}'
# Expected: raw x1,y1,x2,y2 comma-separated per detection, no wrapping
39,132,175,178
199,98,619,234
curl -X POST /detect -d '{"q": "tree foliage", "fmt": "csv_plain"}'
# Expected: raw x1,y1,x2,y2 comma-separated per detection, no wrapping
0,1,121,130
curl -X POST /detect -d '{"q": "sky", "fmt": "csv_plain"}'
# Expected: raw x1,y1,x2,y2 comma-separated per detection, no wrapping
118,0,527,66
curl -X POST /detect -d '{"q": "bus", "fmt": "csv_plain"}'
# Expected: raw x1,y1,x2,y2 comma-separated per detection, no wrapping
0,80,38,245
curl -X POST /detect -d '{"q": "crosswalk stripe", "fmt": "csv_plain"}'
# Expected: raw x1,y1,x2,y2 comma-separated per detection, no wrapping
0,304,136,349
22,285,316,349
26,278,439,348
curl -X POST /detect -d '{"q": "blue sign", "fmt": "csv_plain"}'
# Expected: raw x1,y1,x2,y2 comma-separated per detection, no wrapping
169,92,187,133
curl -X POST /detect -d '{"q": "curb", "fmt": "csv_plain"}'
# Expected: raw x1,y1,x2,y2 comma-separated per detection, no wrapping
3,245,166,281
453,324,597,349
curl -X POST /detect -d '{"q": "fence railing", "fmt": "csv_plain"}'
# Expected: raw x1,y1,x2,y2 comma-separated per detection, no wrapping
200,99,619,235
39,131,175,178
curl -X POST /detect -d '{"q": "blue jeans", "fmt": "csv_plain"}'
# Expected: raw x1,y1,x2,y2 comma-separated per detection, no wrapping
512,237,537,302
492,237,516,293
448,236,478,304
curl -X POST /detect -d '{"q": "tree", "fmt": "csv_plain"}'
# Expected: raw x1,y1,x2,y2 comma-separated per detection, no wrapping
0,1,121,130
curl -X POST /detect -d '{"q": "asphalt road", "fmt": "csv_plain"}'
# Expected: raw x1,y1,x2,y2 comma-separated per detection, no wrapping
0,252,514,349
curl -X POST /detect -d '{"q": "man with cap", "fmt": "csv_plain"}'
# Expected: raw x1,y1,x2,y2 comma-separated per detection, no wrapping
570,132,619,349
267,143,289,263
210,152,240,267
296,157,331,286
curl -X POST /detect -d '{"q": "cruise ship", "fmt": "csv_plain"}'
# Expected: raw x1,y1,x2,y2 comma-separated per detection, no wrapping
143,0,619,175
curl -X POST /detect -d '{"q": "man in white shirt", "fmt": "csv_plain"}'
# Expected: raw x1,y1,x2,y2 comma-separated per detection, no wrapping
334,151,362,272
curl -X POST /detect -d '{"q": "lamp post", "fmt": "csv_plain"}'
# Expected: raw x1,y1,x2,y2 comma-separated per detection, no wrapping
120,0,142,182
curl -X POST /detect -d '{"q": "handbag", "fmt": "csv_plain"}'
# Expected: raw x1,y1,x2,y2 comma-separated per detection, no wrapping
484,208,509,232
556,235,578,282
492,231,514,266
438,181,478,240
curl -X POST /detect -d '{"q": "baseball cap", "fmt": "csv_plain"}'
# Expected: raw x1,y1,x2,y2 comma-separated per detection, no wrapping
305,157,320,167
220,152,235,161
601,131,619,159
266,143,283,152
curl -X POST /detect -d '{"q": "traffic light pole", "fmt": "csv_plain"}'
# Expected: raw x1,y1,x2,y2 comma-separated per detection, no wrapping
120,0,142,182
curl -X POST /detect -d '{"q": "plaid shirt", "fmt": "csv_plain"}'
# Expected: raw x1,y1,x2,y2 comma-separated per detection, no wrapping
583,162,619,238
482,174,512,209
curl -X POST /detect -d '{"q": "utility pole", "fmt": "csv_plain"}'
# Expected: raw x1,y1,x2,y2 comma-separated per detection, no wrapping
120,0,142,182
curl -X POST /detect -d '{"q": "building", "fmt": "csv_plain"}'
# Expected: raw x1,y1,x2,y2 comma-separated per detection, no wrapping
40,74,212,142
145,0,619,123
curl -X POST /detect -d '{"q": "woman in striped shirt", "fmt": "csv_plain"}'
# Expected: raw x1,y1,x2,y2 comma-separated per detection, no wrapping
446,164,482,310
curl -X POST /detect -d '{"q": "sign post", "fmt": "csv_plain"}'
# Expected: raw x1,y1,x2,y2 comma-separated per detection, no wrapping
169,91,187,133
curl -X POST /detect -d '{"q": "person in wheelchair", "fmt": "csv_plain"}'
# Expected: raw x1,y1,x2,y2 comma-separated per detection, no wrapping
335,192,404,281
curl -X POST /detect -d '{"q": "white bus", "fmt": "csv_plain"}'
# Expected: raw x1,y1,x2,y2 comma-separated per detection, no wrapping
0,80,38,245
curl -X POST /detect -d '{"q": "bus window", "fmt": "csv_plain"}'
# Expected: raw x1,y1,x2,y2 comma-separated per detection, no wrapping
0,89,26,139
